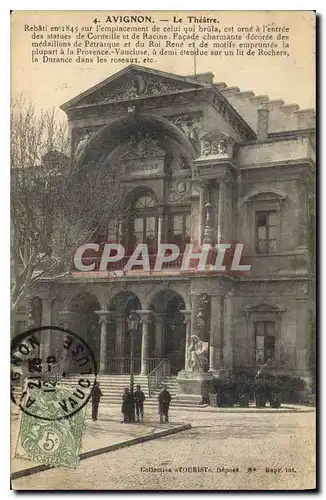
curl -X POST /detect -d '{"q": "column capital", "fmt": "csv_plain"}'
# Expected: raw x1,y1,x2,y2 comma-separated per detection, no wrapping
154,312,167,322
199,179,209,188
95,310,113,324
136,310,152,324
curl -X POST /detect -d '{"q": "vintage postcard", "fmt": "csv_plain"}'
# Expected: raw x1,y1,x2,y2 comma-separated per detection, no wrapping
10,10,316,490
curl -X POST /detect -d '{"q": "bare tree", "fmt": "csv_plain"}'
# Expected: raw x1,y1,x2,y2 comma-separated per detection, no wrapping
11,95,127,314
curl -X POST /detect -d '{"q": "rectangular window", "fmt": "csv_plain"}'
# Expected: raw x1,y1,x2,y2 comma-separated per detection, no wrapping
134,218,144,243
254,321,276,362
169,214,191,247
256,211,277,254
145,217,156,246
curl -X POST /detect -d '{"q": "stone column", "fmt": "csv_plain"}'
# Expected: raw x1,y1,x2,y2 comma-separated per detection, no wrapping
95,310,112,374
154,313,165,358
40,298,52,360
295,298,310,378
137,310,151,376
190,294,201,338
115,313,126,373
58,307,70,331
180,310,191,370
157,208,163,247
297,179,309,250
209,295,223,372
58,307,71,362
217,180,228,244
223,292,233,371
198,181,208,244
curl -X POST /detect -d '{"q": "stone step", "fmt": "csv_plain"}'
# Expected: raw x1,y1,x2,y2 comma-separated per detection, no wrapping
13,386,178,395
12,391,201,408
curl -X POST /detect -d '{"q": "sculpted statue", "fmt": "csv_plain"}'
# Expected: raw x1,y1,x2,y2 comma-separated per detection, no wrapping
173,115,201,143
187,335,208,373
75,131,92,159
219,139,228,154
210,140,220,155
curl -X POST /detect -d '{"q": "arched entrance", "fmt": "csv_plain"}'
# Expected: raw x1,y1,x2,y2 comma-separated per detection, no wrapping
150,290,186,375
108,292,142,374
69,291,101,370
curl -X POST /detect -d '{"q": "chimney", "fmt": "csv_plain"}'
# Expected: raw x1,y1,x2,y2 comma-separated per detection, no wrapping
186,72,214,84
257,104,270,140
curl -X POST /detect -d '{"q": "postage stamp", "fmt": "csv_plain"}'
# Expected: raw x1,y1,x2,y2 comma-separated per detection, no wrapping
15,387,87,468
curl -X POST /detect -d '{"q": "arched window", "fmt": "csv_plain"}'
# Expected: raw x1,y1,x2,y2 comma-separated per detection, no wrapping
130,191,158,249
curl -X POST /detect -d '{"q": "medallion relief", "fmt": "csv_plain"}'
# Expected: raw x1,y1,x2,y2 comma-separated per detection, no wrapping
200,132,234,158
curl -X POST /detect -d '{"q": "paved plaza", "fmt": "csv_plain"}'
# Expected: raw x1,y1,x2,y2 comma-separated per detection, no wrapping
11,404,316,491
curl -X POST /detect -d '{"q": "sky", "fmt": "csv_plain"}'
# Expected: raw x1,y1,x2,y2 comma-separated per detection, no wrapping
11,10,315,118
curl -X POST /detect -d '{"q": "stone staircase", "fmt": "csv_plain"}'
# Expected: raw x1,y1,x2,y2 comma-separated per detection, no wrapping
12,375,207,409
58,374,180,407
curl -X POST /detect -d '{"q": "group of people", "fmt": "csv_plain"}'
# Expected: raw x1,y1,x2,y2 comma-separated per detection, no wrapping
91,381,172,424
121,385,146,423
122,384,172,424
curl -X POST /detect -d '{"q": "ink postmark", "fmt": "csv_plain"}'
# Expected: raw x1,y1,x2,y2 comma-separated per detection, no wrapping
11,326,98,421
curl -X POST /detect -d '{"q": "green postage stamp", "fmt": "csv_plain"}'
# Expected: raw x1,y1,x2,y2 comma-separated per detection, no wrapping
15,387,87,468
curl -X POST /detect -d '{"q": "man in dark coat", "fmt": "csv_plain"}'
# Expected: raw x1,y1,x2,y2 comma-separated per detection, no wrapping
91,381,103,421
134,384,146,422
121,388,134,423
158,385,172,423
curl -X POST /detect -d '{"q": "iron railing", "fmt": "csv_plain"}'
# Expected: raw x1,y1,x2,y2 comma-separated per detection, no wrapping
41,356,70,382
148,358,171,396
107,357,141,375
106,357,162,375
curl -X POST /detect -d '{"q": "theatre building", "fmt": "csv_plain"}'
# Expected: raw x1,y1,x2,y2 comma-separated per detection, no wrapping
14,65,316,395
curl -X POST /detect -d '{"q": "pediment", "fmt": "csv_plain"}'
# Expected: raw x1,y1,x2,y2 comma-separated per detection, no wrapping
61,65,208,110
244,303,286,313
244,189,287,203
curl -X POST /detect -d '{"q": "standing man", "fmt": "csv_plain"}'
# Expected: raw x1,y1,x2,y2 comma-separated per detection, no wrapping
158,385,172,423
134,384,146,423
91,381,103,421
121,387,134,423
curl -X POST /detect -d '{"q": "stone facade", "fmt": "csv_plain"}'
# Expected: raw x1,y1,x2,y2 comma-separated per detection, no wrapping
14,65,315,385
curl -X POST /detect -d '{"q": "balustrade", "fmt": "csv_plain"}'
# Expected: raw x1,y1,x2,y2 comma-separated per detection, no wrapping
148,359,171,396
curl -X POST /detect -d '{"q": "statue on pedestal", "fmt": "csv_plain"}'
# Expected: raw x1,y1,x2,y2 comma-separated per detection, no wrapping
187,335,208,373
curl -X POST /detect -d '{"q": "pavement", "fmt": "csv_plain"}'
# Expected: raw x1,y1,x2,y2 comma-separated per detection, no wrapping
11,405,189,479
11,403,316,490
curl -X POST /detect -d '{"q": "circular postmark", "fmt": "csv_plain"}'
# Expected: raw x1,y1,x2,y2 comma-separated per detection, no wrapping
11,326,98,421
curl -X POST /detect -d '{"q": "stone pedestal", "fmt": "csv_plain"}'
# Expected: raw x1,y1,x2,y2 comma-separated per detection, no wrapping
176,370,213,404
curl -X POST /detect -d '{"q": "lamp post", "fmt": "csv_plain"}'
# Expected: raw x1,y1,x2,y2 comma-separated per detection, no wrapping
197,293,211,373
127,311,140,396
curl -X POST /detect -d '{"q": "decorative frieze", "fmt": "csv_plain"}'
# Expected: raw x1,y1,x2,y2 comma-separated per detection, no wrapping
121,133,165,161
119,132,166,176
91,75,189,104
